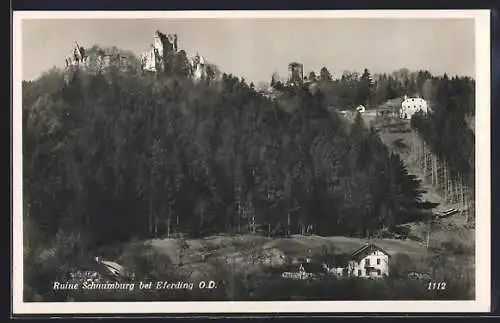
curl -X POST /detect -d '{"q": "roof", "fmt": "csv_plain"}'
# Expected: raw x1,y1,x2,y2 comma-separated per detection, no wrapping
96,258,127,277
418,200,440,209
402,98,428,105
350,243,391,259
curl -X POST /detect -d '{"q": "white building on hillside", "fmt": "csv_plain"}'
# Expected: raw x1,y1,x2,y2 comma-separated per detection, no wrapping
346,243,391,278
400,95,429,119
356,105,366,113
324,243,391,279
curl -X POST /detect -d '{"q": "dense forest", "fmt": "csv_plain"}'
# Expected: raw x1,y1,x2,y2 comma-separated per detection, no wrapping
292,66,475,185
22,47,434,254
410,75,475,186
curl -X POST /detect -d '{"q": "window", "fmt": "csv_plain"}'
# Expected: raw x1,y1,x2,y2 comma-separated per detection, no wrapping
365,258,370,266
358,269,362,276
377,269,381,276
377,258,381,265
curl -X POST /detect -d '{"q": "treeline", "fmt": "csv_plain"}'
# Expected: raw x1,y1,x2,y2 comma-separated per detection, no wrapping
23,50,431,251
280,67,474,115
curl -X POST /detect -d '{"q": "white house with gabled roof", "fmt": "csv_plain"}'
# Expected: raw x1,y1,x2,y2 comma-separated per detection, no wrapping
346,243,391,278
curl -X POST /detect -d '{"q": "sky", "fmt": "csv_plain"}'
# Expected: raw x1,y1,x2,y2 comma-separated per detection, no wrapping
21,18,475,83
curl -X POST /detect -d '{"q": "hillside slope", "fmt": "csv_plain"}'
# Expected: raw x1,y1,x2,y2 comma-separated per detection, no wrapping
359,105,474,245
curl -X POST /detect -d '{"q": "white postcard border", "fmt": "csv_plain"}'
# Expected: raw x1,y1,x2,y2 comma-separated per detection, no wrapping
12,9,491,314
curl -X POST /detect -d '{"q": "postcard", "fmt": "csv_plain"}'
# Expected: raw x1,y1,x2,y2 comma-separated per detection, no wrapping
12,9,491,314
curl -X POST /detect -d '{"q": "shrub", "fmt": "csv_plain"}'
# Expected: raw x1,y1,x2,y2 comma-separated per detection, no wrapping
24,230,92,302
440,236,474,256
390,253,414,278
120,241,177,280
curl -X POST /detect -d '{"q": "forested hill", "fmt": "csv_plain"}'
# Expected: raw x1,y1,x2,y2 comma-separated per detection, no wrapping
297,67,475,188
23,52,429,251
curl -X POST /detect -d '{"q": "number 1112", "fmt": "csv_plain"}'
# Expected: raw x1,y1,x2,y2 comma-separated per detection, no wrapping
427,282,446,290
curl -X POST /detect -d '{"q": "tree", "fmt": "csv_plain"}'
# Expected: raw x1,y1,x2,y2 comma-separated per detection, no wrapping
205,63,221,82
421,78,434,101
359,68,373,106
319,67,332,82
271,72,280,88
308,71,317,82
173,50,192,77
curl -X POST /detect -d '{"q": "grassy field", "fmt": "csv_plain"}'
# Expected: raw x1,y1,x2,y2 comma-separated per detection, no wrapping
109,231,473,300
24,229,474,301
138,231,473,281
147,233,430,266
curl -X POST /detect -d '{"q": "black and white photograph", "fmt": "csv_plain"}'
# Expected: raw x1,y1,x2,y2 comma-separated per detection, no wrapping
12,10,491,314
